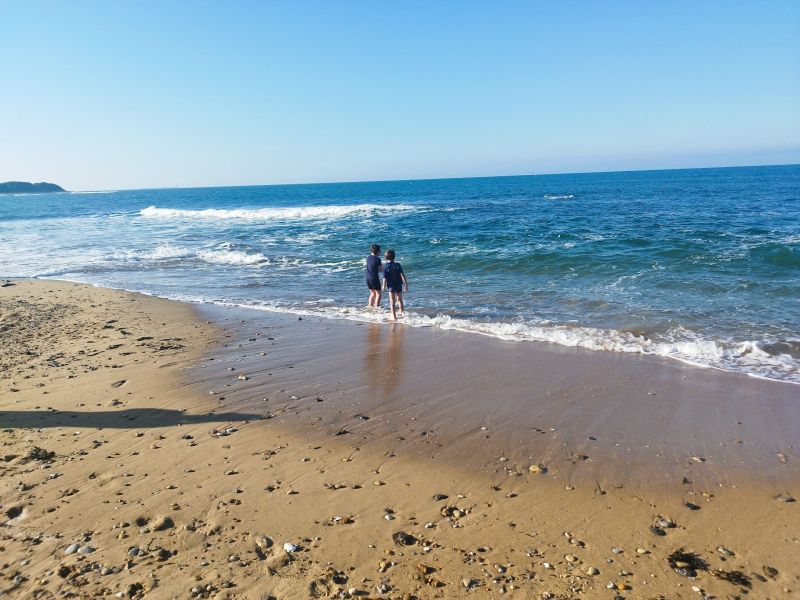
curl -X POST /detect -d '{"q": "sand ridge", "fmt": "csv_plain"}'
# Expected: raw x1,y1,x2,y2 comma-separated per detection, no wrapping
1,280,798,599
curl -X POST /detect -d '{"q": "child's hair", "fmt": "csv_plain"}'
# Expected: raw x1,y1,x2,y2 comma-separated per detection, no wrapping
371,243,380,254
384,249,396,261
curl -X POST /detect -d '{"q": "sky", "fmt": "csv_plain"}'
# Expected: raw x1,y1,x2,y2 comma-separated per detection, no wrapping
1,1,799,190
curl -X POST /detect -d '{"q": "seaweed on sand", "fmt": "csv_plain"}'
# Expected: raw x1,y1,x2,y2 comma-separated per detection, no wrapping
667,548,709,577
711,569,752,588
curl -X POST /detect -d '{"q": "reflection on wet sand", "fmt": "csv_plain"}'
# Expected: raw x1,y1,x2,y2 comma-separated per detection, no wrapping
202,307,800,488
364,322,405,400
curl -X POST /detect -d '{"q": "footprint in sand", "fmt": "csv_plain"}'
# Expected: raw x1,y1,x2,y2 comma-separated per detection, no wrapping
111,380,127,388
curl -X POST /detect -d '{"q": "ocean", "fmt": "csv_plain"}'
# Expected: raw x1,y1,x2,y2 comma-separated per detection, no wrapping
1,165,798,383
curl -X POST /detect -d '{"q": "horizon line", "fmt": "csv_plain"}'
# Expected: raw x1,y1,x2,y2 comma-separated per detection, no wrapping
32,161,800,193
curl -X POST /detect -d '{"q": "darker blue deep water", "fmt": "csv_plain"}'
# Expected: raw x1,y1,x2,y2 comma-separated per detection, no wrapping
1,165,798,382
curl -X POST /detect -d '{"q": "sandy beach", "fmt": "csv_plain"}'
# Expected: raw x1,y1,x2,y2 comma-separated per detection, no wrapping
2,279,798,599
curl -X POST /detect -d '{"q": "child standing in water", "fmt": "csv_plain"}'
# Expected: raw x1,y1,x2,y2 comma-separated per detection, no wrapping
365,243,383,308
381,249,408,321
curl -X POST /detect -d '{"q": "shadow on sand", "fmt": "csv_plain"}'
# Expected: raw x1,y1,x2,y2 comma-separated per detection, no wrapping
0,408,263,430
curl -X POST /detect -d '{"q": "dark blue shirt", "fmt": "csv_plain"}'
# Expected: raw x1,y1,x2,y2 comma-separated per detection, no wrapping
383,261,404,288
366,254,381,279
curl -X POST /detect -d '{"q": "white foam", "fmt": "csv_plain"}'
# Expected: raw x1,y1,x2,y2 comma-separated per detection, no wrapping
248,256,362,272
303,259,363,272
139,203,423,221
293,232,333,244
214,301,800,384
123,242,269,266
132,242,192,260
196,249,270,265
69,190,118,194
543,194,575,200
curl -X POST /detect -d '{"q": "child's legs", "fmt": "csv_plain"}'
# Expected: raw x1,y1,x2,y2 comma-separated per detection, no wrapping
388,291,397,318
368,288,380,307
396,291,404,313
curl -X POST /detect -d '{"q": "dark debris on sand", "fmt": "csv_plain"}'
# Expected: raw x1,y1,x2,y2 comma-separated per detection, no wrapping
667,548,709,577
711,568,752,588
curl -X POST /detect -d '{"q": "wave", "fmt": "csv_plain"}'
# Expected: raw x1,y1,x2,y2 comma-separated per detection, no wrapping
121,243,366,270
543,194,574,200
28,242,363,274
197,249,270,265
69,190,118,194
129,242,192,260
212,301,800,384
124,242,269,266
139,203,423,221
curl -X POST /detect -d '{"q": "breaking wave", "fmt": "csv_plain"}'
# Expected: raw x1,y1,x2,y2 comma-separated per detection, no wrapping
124,243,269,266
196,250,269,265
140,204,423,221
119,242,366,270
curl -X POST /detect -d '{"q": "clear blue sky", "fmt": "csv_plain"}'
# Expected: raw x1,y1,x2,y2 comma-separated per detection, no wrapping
2,1,798,190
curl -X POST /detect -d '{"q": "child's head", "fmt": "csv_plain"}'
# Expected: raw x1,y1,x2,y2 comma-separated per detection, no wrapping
370,243,380,255
384,249,395,261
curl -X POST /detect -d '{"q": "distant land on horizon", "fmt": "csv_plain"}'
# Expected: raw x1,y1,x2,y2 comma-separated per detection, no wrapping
0,181,66,194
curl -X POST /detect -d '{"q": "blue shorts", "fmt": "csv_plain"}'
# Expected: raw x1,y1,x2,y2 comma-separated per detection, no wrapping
387,285,403,294
366,277,381,291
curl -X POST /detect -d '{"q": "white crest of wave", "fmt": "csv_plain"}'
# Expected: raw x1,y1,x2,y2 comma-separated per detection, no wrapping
69,190,118,194
124,242,268,266
133,242,191,260
197,249,269,265
140,204,422,221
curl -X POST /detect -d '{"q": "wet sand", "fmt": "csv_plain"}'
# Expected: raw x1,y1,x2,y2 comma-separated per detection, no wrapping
1,279,798,599
196,305,799,491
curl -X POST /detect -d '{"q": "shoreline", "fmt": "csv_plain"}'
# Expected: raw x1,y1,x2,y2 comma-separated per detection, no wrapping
195,301,800,491
209,300,800,388
1,279,798,599
22,275,800,388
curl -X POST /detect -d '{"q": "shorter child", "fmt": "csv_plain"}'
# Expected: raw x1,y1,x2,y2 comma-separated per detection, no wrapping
381,249,408,321
365,243,383,308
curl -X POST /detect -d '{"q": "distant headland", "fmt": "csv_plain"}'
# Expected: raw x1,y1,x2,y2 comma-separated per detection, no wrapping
0,181,66,194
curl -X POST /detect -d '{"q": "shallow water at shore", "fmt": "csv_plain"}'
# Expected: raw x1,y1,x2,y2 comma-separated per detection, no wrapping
191,303,800,491
1,165,799,382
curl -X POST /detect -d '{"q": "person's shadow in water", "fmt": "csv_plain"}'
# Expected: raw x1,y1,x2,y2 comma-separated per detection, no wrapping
0,408,263,430
364,322,406,401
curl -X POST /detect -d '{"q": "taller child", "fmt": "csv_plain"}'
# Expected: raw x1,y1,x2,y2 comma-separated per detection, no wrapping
365,243,383,308
382,249,408,321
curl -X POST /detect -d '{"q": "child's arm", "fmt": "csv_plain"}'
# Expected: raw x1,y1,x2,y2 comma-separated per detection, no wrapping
401,272,409,292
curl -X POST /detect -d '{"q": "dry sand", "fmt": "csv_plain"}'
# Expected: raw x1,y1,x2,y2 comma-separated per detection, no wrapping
1,279,798,599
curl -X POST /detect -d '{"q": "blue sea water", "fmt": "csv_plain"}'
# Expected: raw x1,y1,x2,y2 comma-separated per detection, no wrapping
1,165,798,383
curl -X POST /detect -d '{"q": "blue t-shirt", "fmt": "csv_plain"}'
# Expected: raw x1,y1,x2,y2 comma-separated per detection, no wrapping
383,261,404,289
366,254,381,279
